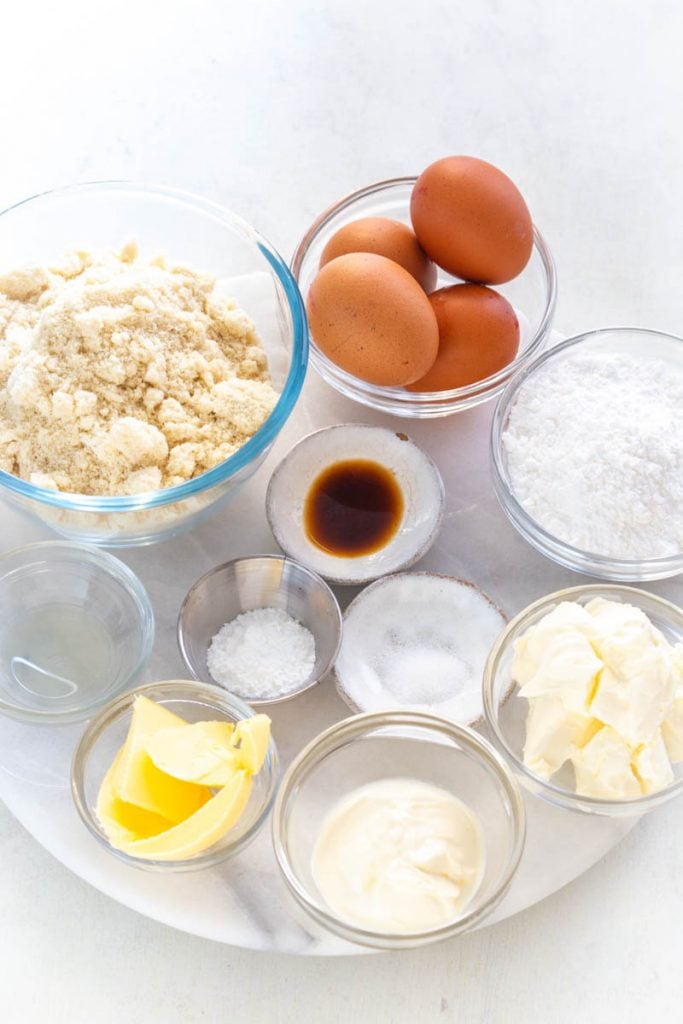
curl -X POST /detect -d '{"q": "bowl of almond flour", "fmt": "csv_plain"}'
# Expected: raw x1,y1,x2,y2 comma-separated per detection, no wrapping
491,327,683,581
0,182,307,545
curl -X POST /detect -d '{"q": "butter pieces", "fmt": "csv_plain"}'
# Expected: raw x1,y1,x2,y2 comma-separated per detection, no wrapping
513,598,683,800
95,696,271,860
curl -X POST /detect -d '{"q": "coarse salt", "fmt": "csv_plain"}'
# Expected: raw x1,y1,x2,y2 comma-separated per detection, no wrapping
207,607,316,700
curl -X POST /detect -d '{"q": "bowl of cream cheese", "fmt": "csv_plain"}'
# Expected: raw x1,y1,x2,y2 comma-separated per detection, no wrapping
483,584,683,815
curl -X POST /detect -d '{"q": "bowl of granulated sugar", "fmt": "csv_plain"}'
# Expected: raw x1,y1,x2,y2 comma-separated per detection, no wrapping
492,327,683,582
177,555,342,705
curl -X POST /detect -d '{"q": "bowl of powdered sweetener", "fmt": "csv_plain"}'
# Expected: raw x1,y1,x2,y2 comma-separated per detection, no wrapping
491,327,683,582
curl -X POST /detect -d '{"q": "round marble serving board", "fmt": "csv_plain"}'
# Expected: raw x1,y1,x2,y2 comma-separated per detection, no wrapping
1,337,678,955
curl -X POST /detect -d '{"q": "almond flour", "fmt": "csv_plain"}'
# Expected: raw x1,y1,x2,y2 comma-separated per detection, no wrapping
0,243,278,496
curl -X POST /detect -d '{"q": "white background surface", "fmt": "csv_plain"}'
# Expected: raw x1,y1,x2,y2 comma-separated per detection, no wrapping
1,0,683,1021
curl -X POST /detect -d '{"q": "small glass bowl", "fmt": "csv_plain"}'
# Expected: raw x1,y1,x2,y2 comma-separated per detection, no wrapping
71,679,279,871
272,710,525,949
0,181,307,546
291,176,556,418
0,541,153,724
491,327,683,581
177,555,342,705
483,584,683,816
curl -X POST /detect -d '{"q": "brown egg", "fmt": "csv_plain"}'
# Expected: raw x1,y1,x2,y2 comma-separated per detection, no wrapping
410,156,533,284
320,217,437,292
406,284,519,392
306,252,439,387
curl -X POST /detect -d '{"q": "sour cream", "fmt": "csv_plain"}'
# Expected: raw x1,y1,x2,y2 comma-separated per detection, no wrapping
311,777,485,934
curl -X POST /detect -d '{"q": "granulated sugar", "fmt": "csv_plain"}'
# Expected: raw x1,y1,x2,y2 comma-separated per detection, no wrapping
502,352,683,559
335,574,506,724
207,607,316,700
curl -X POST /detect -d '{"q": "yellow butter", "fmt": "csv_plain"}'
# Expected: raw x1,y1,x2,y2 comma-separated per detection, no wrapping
112,696,211,822
96,750,174,844
114,769,253,860
232,714,271,775
147,721,239,787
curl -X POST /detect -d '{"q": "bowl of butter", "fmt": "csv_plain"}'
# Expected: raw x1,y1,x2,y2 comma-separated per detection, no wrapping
71,680,278,869
483,585,683,816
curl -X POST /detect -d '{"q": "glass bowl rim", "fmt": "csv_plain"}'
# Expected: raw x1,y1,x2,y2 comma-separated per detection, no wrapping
0,540,154,723
482,583,683,812
290,174,557,405
271,709,526,947
71,678,279,870
176,553,343,706
490,326,683,577
0,179,308,512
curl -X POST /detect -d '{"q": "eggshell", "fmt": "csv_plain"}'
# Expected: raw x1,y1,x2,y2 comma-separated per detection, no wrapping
410,156,533,284
406,284,519,392
306,252,439,387
320,217,437,292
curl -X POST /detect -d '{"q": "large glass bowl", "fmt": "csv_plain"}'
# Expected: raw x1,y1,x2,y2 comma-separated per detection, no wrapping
272,710,525,949
490,328,683,581
291,177,556,418
0,182,308,546
482,584,683,816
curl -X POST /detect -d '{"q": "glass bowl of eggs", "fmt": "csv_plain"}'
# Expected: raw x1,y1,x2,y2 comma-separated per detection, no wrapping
291,161,557,419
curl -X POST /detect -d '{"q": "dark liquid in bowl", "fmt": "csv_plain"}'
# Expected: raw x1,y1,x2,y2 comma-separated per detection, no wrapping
304,459,404,558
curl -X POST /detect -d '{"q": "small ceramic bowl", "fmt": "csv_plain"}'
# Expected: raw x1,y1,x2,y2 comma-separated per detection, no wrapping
265,424,444,585
272,710,526,949
292,177,556,418
334,571,506,724
71,679,278,871
483,584,683,816
177,555,342,705
0,541,153,724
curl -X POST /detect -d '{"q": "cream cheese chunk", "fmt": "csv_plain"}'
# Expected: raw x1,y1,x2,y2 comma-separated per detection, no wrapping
311,778,484,934
514,598,683,800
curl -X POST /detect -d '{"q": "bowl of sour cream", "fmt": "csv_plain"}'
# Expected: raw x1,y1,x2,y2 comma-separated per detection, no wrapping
271,710,525,949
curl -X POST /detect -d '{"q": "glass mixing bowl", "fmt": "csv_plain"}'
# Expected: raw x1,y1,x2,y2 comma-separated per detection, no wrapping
272,711,525,949
483,584,683,816
291,177,556,418
0,182,307,546
490,327,683,581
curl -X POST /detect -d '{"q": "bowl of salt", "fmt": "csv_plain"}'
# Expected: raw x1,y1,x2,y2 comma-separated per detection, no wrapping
177,555,342,706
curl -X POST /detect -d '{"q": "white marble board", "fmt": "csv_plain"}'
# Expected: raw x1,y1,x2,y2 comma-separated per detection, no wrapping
0,342,667,955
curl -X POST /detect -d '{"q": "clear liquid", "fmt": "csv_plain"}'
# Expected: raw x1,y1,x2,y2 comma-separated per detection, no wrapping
0,604,115,712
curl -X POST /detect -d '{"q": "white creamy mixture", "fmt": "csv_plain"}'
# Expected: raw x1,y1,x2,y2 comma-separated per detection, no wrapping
0,243,278,495
514,598,683,798
502,353,683,559
312,778,484,934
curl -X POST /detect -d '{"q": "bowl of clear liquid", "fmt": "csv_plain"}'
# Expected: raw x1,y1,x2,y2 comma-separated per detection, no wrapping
0,542,154,723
